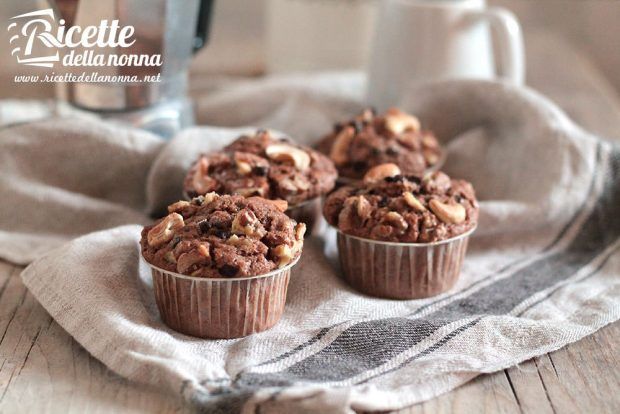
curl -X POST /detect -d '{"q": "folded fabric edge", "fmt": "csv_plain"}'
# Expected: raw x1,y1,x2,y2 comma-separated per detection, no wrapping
236,283,620,413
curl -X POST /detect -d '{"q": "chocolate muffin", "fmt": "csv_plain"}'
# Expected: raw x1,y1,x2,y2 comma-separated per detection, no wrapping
183,130,337,207
141,193,305,278
324,164,478,243
317,108,443,180
324,163,478,300
141,194,305,339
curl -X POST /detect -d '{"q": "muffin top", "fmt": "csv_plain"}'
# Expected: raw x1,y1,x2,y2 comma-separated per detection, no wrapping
316,107,442,180
323,164,478,243
183,130,337,206
141,194,305,278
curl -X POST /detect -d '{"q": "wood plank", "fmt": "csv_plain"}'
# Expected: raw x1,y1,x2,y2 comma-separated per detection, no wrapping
504,359,555,414
1,259,619,414
533,323,620,414
4,320,191,414
398,321,620,414
0,263,190,414
402,370,522,414
0,262,38,403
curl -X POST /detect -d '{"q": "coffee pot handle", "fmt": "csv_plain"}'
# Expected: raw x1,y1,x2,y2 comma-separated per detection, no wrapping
474,7,525,85
194,0,215,52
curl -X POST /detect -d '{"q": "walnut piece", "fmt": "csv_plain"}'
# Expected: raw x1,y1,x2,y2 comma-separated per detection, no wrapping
236,161,252,175
363,163,402,184
294,223,306,241
423,149,439,165
403,192,426,212
234,151,269,176
191,192,220,207
279,176,310,195
330,126,355,166
163,251,177,264
147,213,184,247
384,108,421,135
429,199,466,224
168,200,191,214
271,224,305,268
249,197,288,212
233,187,266,197
192,157,217,194
203,192,220,205
271,199,289,212
273,244,294,268
423,171,452,193
176,243,210,274
265,144,311,171
382,211,409,231
231,209,266,238
422,132,439,149
355,195,372,220
226,234,254,250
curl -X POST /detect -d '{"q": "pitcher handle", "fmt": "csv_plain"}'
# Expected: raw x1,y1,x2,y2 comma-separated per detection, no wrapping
472,7,525,85
194,0,215,52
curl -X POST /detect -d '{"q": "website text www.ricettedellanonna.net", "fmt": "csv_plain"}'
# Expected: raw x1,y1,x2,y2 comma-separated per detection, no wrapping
13,72,161,83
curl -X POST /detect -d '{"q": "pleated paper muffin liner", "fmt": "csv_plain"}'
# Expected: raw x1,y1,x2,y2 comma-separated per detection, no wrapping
336,226,475,299
144,256,299,339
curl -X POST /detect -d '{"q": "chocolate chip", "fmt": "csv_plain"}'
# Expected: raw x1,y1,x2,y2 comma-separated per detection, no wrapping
253,166,268,176
406,175,422,184
333,122,344,133
386,147,399,156
218,264,239,277
455,195,463,203
198,219,211,234
378,197,389,207
191,195,205,205
215,230,230,239
352,161,367,172
384,174,404,183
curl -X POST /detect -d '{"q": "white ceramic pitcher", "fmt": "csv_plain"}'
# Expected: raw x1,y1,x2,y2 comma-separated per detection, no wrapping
366,0,525,110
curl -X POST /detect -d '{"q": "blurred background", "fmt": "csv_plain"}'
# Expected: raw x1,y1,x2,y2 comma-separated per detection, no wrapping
1,0,620,99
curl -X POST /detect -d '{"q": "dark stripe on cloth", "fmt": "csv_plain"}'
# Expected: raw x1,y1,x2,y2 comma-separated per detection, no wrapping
357,317,482,385
234,146,620,386
253,145,605,369
359,238,620,386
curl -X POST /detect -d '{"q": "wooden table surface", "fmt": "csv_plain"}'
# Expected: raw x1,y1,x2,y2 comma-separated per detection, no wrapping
1,34,620,413
1,260,619,414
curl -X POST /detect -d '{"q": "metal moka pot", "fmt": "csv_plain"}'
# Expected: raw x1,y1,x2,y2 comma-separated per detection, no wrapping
50,0,214,138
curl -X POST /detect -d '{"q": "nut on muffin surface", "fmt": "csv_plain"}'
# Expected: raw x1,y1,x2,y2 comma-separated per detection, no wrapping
141,194,305,278
317,107,443,179
323,165,478,243
184,130,337,206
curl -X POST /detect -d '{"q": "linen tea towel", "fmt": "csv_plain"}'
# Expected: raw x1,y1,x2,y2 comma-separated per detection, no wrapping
1,79,618,413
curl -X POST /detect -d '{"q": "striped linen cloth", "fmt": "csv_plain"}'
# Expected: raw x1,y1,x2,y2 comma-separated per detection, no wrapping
2,79,619,413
